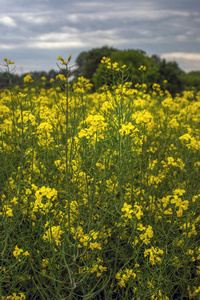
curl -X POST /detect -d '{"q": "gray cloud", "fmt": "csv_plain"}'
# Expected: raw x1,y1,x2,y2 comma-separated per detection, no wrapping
0,0,200,73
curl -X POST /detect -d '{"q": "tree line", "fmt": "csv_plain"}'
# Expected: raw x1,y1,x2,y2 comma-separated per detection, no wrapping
1,46,200,96
0,69,60,90
72,46,200,96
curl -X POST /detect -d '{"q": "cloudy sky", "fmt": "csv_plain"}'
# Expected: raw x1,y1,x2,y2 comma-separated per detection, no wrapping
1,0,200,74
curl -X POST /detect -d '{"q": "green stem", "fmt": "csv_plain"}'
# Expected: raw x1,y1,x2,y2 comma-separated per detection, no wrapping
65,69,70,232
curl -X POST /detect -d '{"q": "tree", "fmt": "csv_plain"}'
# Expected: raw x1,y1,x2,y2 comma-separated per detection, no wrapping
158,60,185,96
151,54,161,64
184,71,200,92
72,46,118,83
92,49,160,90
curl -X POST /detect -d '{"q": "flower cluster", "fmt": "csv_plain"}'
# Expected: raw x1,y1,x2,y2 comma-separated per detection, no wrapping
0,55,200,299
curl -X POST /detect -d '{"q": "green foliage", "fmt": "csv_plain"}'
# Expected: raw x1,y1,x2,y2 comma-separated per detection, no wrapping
93,49,160,90
184,71,200,92
0,72,21,89
157,59,185,96
1,47,200,97
74,47,200,97
0,69,60,90
72,46,118,83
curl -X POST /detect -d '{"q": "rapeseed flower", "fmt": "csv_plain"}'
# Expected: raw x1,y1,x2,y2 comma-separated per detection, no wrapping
144,246,164,265
140,225,154,244
2,293,26,300
121,203,134,219
43,225,64,246
13,245,23,260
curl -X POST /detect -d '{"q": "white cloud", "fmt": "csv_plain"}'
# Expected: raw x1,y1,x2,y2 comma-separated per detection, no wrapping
0,16,16,27
0,44,14,49
175,35,187,41
161,52,200,72
22,14,48,25
27,41,86,49
37,30,79,42
161,53,200,61
25,28,120,49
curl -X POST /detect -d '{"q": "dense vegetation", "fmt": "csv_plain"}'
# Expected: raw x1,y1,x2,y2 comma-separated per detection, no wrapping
1,47,200,97
0,55,200,299
73,47,199,96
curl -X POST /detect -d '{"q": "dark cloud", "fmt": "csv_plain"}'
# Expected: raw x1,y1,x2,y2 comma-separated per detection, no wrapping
0,0,200,72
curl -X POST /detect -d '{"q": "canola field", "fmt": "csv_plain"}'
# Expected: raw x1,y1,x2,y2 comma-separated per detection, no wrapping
0,56,200,299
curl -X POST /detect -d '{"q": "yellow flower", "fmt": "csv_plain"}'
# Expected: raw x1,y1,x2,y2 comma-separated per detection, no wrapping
57,56,63,61
2,205,13,217
140,225,154,244
138,65,146,71
10,197,18,205
121,203,134,219
176,200,189,217
119,122,135,136
23,251,30,256
144,246,164,265
116,268,136,287
57,55,67,65
68,54,72,63
2,293,26,300
171,195,182,206
3,57,15,65
89,242,102,250
101,57,111,64
23,74,33,83
173,189,186,196
13,245,23,259
164,208,173,215
43,225,64,246
133,204,143,220
56,74,66,81
161,195,171,208
137,223,146,231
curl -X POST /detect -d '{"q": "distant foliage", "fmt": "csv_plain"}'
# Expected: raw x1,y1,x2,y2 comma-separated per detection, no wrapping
73,46,200,97
72,46,118,82
184,71,200,92
158,60,185,96
93,49,160,91
1,47,200,97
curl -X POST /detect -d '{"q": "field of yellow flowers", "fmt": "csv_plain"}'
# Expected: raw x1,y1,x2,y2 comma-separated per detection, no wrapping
0,56,200,299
